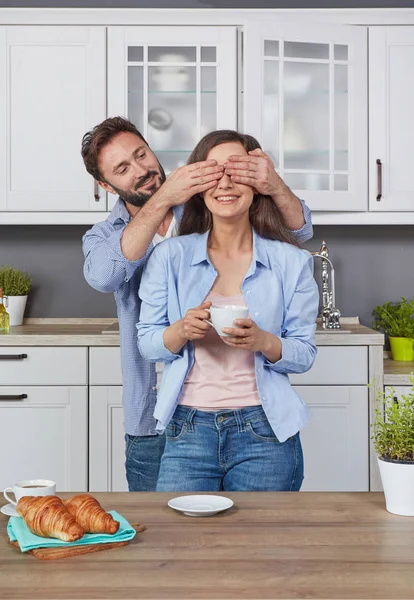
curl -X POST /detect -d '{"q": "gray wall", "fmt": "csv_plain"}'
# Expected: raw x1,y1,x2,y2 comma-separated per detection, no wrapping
1,224,413,328
1,1,414,7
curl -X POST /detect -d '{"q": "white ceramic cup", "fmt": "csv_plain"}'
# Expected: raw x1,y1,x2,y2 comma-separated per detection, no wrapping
3,479,56,506
207,305,249,337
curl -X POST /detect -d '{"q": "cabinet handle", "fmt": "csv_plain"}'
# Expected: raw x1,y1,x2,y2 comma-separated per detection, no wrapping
0,394,27,401
0,354,28,360
376,159,382,201
94,180,100,202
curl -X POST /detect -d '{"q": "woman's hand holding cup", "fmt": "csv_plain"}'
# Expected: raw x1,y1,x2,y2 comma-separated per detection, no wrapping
221,318,268,352
182,301,212,341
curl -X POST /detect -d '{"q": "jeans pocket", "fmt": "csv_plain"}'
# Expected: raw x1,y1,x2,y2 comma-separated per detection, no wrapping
166,420,188,441
246,419,280,442
125,434,139,460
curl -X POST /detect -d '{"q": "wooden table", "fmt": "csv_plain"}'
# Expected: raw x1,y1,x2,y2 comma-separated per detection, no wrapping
1,492,414,599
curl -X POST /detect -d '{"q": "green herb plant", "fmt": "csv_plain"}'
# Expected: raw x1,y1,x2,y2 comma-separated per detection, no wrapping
372,380,414,462
372,297,414,338
0,265,31,296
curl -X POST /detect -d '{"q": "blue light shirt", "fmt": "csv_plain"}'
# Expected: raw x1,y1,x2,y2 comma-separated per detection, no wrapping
83,198,312,437
137,229,319,443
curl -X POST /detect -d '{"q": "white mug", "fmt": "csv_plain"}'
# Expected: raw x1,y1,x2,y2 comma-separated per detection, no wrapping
207,305,249,337
3,479,56,506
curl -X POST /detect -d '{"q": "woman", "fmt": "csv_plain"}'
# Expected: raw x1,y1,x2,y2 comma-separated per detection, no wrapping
137,130,319,492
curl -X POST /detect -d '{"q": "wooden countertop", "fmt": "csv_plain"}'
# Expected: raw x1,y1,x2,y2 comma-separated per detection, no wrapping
1,492,414,599
383,352,414,386
0,317,384,346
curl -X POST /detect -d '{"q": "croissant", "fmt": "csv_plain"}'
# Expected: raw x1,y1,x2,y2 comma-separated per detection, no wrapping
64,494,120,535
16,495,84,542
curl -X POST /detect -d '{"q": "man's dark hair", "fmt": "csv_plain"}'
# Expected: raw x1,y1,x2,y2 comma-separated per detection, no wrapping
81,116,147,181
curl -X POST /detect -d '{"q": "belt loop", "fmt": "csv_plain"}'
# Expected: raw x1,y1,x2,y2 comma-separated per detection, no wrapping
186,407,197,432
235,409,246,433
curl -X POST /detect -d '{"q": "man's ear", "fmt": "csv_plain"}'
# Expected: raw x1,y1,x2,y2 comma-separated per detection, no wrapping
98,180,116,195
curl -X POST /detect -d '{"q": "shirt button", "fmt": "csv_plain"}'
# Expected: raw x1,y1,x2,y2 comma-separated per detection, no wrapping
152,386,157,391
262,397,266,402
246,290,251,295
256,368,261,373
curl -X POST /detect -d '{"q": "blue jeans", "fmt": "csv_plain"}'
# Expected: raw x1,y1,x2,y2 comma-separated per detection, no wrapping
156,405,304,492
125,433,166,491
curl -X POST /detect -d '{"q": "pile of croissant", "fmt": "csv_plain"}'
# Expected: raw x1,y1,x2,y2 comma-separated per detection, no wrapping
16,494,120,542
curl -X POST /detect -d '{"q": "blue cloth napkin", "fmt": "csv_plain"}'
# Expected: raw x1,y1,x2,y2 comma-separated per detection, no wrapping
7,510,136,552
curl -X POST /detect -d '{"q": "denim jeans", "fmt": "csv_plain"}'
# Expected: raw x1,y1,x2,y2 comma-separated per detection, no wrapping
125,433,166,491
156,405,304,492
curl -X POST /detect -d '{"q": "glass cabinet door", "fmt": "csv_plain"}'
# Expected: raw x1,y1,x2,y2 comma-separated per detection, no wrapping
244,22,367,211
108,27,237,209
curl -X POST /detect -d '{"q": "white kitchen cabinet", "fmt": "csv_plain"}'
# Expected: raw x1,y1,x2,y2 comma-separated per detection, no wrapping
0,26,106,213
290,345,370,491
294,385,369,491
89,347,127,491
0,386,87,492
243,21,367,212
107,26,237,211
89,386,128,492
0,347,88,491
369,27,414,211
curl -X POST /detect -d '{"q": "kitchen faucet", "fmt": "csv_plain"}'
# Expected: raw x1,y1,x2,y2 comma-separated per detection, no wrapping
310,241,341,330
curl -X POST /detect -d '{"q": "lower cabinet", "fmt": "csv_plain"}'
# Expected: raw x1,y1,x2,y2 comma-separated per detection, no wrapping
294,386,369,491
0,345,372,493
0,385,88,491
89,386,128,492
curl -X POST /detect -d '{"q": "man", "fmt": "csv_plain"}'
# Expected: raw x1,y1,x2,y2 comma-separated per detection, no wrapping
81,116,313,491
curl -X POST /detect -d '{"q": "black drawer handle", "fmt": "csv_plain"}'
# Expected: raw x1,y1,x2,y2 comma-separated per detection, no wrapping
0,354,28,360
0,394,27,401
376,159,382,201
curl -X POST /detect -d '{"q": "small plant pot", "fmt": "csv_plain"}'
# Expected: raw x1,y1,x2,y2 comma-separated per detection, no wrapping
378,457,414,516
6,295,28,327
389,337,414,361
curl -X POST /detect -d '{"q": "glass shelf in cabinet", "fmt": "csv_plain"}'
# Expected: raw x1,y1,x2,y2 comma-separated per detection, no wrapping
128,90,216,94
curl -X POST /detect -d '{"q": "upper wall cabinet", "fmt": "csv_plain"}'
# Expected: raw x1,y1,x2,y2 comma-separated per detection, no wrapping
0,26,106,213
369,27,414,212
107,27,237,212
243,22,367,212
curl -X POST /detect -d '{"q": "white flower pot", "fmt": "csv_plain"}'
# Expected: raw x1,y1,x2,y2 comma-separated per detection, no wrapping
378,457,414,516
5,295,28,327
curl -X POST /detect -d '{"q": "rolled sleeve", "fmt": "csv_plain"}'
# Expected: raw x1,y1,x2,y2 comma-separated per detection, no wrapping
137,325,181,362
82,224,146,293
290,198,313,244
264,253,318,374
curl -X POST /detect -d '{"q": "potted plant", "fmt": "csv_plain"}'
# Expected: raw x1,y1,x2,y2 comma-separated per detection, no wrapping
372,382,414,516
372,297,414,361
0,266,31,327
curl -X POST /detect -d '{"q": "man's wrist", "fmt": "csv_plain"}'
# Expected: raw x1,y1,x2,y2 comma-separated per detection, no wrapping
147,187,173,212
271,183,295,207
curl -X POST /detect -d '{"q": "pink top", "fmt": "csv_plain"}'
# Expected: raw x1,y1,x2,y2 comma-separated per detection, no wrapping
179,291,261,410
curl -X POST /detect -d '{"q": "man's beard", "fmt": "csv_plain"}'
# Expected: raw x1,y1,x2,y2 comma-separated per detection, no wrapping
109,164,166,208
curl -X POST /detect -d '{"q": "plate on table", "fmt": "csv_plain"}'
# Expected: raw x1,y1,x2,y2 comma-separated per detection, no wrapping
168,495,233,517
1,503,19,517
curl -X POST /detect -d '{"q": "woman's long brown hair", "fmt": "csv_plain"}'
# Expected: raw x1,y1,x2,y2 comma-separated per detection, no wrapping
178,130,299,247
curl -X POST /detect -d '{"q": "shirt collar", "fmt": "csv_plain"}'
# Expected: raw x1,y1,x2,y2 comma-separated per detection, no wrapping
190,228,271,269
108,198,131,226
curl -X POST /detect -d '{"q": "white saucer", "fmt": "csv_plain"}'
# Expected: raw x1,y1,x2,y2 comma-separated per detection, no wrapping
168,495,234,517
1,503,19,517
